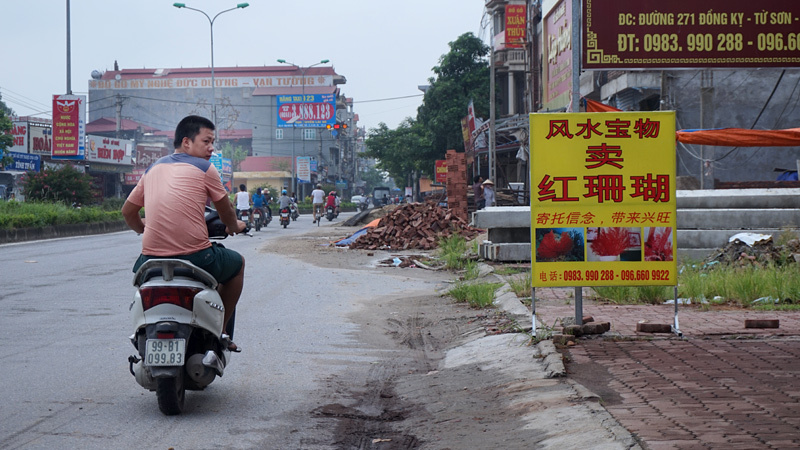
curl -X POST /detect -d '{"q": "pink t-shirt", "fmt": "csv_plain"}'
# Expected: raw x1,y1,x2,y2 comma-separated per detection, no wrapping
127,153,228,256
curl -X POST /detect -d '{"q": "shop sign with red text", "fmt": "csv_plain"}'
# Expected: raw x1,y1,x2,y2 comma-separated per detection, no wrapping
87,135,133,165
435,160,448,183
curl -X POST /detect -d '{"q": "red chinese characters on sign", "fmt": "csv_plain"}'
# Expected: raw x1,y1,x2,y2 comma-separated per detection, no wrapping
537,118,669,204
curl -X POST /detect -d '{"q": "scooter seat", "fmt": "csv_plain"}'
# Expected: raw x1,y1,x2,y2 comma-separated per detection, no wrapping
140,267,200,284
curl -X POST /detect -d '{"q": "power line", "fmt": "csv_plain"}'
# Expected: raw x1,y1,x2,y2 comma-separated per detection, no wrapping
352,94,424,104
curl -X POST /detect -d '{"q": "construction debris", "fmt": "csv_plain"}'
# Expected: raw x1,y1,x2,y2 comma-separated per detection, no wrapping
349,202,481,250
705,236,800,267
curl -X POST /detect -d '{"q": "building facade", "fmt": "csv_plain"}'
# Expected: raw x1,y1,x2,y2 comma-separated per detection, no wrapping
88,65,358,197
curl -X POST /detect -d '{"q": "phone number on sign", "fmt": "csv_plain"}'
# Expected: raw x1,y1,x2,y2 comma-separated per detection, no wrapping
557,269,672,282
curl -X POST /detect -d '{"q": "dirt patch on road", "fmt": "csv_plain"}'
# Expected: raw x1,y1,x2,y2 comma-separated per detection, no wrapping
261,227,539,448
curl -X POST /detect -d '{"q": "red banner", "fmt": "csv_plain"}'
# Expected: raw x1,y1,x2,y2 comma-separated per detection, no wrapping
52,95,85,157
505,4,526,48
584,0,800,69
435,160,447,183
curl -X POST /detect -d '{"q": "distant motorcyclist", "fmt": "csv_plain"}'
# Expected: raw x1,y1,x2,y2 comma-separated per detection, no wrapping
278,189,292,209
235,184,250,221
326,191,340,216
251,187,267,226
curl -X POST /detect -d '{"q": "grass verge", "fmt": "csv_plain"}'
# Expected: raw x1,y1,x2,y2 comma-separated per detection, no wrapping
449,282,503,308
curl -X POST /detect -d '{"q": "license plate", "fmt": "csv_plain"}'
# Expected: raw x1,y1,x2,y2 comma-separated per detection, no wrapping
145,339,186,366
254,213,260,218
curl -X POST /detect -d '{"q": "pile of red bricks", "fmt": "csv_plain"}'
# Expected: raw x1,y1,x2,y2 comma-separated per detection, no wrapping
445,149,467,222
348,201,481,250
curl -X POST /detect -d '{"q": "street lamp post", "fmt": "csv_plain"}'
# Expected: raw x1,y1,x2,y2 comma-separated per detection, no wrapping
173,2,248,134
277,59,329,196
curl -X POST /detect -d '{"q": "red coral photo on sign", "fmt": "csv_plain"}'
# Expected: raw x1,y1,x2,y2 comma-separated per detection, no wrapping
534,228,585,262
644,227,673,261
587,227,642,262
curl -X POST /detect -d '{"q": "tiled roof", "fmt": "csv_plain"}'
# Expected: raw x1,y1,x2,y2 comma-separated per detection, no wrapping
86,117,157,133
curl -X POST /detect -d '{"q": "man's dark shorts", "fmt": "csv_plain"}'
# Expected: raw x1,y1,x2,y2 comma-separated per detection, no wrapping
132,243,243,284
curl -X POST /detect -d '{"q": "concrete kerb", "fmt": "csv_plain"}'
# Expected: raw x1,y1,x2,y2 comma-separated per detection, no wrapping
444,270,637,449
0,221,129,245
487,271,568,378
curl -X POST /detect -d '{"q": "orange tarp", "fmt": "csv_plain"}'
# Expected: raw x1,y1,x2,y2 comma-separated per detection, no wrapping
675,128,800,147
583,98,800,147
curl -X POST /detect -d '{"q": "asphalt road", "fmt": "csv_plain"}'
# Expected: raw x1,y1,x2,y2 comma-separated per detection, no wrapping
0,212,444,449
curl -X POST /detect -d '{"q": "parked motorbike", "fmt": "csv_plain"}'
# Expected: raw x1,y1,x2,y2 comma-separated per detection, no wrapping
289,202,299,221
326,205,336,221
279,206,291,228
127,207,246,415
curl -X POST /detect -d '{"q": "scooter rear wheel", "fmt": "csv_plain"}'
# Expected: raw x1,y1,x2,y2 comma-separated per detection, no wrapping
156,371,186,415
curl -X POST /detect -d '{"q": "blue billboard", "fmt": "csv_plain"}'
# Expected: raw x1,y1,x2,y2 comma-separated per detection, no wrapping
277,93,336,128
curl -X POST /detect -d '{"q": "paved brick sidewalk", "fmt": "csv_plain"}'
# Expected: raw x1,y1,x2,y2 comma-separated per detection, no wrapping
533,288,800,449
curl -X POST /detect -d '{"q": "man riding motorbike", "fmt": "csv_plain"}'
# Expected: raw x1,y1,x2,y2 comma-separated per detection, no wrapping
251,187,267,228
235,184,250,224
121,115,246,352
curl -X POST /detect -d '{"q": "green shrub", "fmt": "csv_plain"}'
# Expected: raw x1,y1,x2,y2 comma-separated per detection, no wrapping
0,201,122,229
22,165,94,205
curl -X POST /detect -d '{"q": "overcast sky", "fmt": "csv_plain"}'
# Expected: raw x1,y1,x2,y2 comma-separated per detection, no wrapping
1,1,488,133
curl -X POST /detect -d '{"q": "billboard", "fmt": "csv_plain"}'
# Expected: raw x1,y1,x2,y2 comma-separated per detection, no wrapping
30,125,52,156
542,0,573,110
87,135,133,165
9,121,28,153
277,93,336,128
583,0,800,69
52,94,86,159
296,156,311,182
8,152,40,172
530,111,677,287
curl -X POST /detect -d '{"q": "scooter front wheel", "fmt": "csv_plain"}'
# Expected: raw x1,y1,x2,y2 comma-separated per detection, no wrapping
156,371,186,415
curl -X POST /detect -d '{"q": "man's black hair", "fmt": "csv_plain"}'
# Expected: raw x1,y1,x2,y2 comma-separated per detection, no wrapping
174,115,215,149
474,175,482,183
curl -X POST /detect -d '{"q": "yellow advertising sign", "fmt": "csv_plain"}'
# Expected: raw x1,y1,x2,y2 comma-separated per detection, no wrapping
530,111,677,287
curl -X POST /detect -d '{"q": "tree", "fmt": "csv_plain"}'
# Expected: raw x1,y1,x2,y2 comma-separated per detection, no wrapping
359,166,388,193
417,32,490,154
364,118,431,187
217,142,247,172
0,94,15,169
363,32,490,187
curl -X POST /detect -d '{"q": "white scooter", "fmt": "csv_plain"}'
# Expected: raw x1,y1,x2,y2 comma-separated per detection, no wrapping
127,208,244,415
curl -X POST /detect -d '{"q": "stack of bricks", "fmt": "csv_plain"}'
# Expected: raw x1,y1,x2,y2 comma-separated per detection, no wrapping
445,149,467,222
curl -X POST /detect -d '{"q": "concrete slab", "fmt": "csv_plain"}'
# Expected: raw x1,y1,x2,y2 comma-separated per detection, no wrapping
676,188,800,208
678,208,800,229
